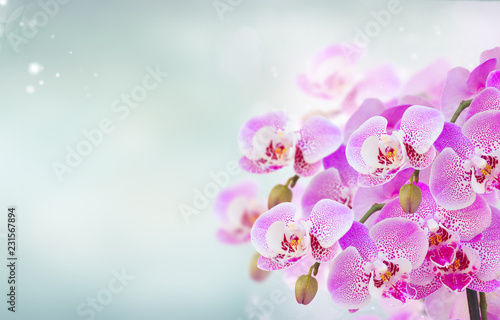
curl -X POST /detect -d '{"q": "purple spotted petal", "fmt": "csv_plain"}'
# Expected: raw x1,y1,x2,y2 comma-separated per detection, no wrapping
327,247,372,309
410,259,436,286
338,221,378,262
369,218,428,268
441,67,474,121
293,147,322,177
406,144,436,170
429,147,476,210
301,168,345,219
400,105,444,154
309,199,354,248
480,47,500,68
434,122,475,159
410,278,442,300
343,98,386,143
297,116,342,164
463,206,500,281
346,116,388,174
462,110,500,154
486,70,500,90
351,168,413,221
468,277,500,293
323,144,358,188
257,255,296,271
374,182,436,226
239,156,276,174
357,170,400,188
435,196,491,241
466,87,500,123
310,236,341,263
238,111,288,155
251,203,297,257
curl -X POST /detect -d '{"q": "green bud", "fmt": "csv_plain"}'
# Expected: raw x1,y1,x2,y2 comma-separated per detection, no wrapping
399,183,422,213
295,275,318,305
249,252,270,282
268,184,293,209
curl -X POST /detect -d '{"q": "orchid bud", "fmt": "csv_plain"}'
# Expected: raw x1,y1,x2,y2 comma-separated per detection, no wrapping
295,275,318,305
249,252,270,282
268,184,293,209
399,183,422,213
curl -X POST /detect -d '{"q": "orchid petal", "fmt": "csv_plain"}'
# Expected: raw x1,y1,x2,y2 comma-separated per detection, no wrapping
406,144,436,170
410,278,442,300
214,180,259,222
238,111,288,155
293,147,322,177
440,67,473,122
468,277,500,293
251,203,297,257
429,148,476,210
480,47,500,69
323,144,358,188
301,168,345,219
462,110,500,154
311,236,341,263
434,122,475,159
369,218,428,268
486,70,500,90
400,105,444,154
410,259,437,286
309,199,354,248
298,116,342,164
467,58,497,92
239,156,276,174
338,221,378,262
436,195,491,242
343,99,386,143
327,247,372,310
466,87,500,122
346,116,388,174
257,255,296,271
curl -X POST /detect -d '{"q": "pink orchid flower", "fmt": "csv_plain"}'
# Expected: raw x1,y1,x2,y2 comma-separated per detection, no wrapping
238,111,342,177
430,112,500,210
441,47,500,125
329,218,429,310
214,180,266,244
346,105,444,187
376,182,500,298
251,199,354,271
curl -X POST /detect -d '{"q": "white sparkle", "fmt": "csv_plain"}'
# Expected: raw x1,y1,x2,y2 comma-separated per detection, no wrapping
93,73,98,77
28,62,43,75
69,51,73,54
51,34,55,39
400,27,404,31
0,0,7,6
55,73,60,78
38,80,44,86
26,85,35,94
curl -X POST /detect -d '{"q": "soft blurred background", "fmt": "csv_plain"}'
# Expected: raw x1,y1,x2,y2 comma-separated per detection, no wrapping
0,0,499,319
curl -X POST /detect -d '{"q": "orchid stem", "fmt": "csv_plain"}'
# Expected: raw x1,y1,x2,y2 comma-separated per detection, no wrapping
467,289,481,320
308,262,321,277
411,170,420,184
480,292,488,320
450,99,473,124
359,203,385,224
286,175,300,189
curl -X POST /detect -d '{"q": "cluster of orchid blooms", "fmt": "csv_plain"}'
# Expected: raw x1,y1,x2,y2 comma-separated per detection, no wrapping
214,46,500,319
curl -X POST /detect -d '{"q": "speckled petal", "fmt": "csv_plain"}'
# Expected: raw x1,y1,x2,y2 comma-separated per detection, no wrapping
486,70,500,90
346,116,388,174
327,247,372,310
239,156,276,174
338,221,378,262
462,110,500,154
379,104,412,132
357,170,400,187
251,203,297,257
311,236,341,263
293,147,322,177
309,199,354,248
434,122,475,159
465,87,500,122
468,277,500,292
238,111,288,155
369,218,428,268
429,148,476,210
406,144,436,170
436,195,491,241
400,105,444,154
410,278,442,300
410,259,436,286
298,116,342,164
323,144,358,188
257,255,297,271
374,182,436,226
301,168,344,219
